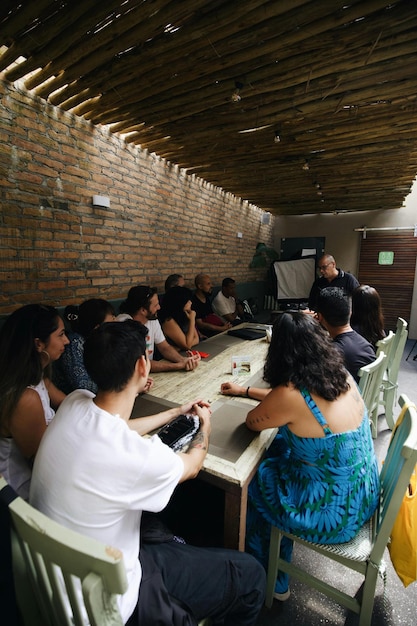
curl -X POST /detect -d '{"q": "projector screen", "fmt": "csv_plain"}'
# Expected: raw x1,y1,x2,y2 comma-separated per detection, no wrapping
272,257,316,301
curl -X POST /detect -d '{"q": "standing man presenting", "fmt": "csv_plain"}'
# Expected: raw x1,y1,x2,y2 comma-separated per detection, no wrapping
308,254,359,311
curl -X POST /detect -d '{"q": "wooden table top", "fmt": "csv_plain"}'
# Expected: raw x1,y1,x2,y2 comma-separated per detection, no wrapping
132,324,277,487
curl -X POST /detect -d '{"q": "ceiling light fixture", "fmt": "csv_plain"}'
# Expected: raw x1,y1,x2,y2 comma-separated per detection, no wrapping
231,81,244,102
238,124,272,134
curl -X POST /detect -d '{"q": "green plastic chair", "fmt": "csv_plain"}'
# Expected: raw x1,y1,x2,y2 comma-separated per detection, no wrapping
375,330,395,360
265,394,417,626
0,476,127,626
0,477,211,626
358,351,388,439
379,317,408,429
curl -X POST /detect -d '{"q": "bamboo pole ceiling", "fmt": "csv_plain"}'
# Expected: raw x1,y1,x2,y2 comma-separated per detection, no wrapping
1,0,417,216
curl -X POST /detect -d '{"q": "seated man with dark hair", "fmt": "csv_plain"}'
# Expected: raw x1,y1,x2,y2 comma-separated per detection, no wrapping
117,285,200,372
315,286,375,382
30,320,266,626
212,277,246,325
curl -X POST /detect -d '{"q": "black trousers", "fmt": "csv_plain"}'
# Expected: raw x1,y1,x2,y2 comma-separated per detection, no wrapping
126,540,266,626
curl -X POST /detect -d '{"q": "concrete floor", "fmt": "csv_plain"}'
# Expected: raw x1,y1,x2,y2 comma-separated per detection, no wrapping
256,338,417,626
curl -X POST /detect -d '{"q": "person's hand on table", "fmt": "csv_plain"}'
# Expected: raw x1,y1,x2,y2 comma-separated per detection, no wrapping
220,382,245,397
179,398,211,416
192,402,212,434
184,350,201,371
143,377,154,393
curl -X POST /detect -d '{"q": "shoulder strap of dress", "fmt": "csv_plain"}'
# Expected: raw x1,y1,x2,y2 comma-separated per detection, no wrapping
300,387,333,435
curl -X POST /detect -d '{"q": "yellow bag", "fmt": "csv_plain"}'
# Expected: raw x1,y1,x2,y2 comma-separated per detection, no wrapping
387,402,417,587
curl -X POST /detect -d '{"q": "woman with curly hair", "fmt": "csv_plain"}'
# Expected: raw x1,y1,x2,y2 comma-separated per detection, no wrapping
158,286,200,351
351,284,385,348
242,312,380,601
0,304,69,498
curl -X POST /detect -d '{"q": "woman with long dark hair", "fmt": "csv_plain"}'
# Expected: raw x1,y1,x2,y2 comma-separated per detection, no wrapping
244,312,380,601
351,284,385,348
0,304,69,498
53,298,115,394
158,286,200,350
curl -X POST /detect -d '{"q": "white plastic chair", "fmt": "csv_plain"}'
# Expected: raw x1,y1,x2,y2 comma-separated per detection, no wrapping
375,330,394,360
379,317,408,429
265,394,417,626
0,476,127,626
358,351,388,438
0,478,211,626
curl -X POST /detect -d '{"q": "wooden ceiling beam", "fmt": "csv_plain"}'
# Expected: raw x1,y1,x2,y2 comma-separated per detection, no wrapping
1,0,417,216
39,0,394,110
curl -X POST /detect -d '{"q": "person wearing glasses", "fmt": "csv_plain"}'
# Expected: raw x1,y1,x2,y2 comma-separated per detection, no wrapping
117,285,200,372
308,253,359,312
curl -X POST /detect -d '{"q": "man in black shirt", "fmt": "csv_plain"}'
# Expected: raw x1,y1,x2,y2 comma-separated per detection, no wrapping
309,254,359,311
191,274,232,336
315,287,375,382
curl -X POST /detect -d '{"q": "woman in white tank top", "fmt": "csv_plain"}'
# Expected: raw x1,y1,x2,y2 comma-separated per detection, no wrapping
0,304,69,498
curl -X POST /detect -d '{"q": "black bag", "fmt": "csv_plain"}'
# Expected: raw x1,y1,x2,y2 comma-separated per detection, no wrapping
241,299,255,321
247,297,259,315
157,414,199,451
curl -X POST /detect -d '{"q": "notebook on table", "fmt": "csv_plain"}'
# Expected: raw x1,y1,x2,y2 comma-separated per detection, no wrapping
227,328,266,340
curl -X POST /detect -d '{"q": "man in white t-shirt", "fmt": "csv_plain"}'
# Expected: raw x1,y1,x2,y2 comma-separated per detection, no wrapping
212,277,245,324
30,320,265,625
117,285,200,372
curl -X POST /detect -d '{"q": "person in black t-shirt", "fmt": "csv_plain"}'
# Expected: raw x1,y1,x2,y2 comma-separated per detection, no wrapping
309,254,359,311
315,287,375,382
191,274,232,337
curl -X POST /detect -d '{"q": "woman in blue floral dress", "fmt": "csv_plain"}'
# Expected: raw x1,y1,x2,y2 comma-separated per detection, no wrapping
245,312,380,601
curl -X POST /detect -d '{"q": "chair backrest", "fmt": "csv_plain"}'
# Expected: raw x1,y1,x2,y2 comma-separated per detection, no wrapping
375,330,395,360
0,477,127,626
386,317,408,384
371,394,417,564
358,351,387,415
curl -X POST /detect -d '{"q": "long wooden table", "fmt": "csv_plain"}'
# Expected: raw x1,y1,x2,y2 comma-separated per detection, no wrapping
131,324,276,551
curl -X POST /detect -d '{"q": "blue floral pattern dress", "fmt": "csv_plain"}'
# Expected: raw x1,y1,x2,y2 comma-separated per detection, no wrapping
53,331,97,395
246,388,380,588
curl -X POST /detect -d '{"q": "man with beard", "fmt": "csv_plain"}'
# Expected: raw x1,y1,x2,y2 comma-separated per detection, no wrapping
192,274,232,337
308,254,359,312
117,285,200,372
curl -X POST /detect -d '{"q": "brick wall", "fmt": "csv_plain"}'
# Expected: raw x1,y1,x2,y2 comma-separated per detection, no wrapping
0,79,274,314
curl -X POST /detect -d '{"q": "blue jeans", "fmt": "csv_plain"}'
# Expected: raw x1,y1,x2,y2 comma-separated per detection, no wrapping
129,540,266,626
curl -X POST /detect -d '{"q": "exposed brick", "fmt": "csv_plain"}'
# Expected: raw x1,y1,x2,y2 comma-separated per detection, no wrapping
0,79,274,314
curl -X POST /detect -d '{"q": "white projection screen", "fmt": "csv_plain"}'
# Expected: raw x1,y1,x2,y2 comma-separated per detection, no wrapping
272,257,316,302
